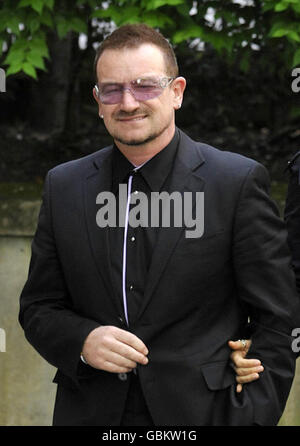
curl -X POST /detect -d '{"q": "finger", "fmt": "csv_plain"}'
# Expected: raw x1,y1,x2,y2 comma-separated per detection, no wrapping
231,354,262,368
115,328,149,355
230,350,247,364
236,383,243,393
114,340,149,365
234,365,264,377
100,360,133,374
228,340,251,352
104,350,138,369
236,373,260,384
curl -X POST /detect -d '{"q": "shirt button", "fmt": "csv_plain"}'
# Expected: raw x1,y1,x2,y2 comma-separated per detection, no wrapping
129,285,134,291
118,373,128,381
131,236,135,242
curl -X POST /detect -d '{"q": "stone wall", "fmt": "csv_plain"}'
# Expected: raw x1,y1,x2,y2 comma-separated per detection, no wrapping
0,187,56,426
0,183,299,425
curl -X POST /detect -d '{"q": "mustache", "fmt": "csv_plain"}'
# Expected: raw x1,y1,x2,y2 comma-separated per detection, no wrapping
114,110,148,119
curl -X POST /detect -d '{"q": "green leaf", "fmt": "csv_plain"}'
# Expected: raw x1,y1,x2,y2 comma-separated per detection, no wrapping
176,3,192,17
7,16,21,35
31,0,44,15
172,25,204,44
45,0,54,10
29,37,50,58
3,50,25,65
92,6,123,24
271,28,290,38
269,21,289,37
22,61,37,78
142,11,175,28
18,0,44,14
3,38,28,65
26,50,46,70
262,2,277,12
287,31,300,42
118,10,142,26
292,3,300,13
6,60,24,76
206,31,234,53
57,22,69,38
69,17,88,34
275,2,289,11
142,0,184,11
18,0,32,7
9,38,28,51
40,10,54,27
29,17,41,33
0,13,7,32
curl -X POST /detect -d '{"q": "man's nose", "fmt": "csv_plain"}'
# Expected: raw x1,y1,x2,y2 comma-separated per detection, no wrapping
120,88,140,111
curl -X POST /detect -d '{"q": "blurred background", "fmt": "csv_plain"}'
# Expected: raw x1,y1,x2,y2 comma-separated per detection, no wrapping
1,0,300,426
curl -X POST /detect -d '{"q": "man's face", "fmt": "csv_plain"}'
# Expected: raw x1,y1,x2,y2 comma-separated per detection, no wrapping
93,44,185,148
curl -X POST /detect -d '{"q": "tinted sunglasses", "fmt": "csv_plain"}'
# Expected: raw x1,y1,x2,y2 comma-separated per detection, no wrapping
95,76,175,105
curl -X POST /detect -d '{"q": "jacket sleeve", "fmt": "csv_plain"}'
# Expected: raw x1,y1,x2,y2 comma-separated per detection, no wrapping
19,171,100,385
284,151,300,296
233,162,300,425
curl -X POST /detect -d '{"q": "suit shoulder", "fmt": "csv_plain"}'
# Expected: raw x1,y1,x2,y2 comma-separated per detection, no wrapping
178,130,267,182
47,145,112,179
195,140,264,175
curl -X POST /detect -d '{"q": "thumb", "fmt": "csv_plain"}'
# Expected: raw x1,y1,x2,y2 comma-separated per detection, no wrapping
228,340,248,351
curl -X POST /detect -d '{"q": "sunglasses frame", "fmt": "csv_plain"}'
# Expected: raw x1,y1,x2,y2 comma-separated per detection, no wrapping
95,76,175,104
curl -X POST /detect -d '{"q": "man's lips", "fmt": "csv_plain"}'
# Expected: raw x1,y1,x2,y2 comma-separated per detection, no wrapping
116,114,147,122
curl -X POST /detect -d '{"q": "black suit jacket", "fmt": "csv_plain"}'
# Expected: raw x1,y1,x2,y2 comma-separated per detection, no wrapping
19,129,300,426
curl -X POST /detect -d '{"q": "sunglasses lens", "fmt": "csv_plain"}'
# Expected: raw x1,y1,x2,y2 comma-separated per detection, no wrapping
98,78,169,104
133,85,162,101
99,85,123,104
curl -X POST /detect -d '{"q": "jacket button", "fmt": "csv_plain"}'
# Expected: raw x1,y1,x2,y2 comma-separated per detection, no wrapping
118,373,127,381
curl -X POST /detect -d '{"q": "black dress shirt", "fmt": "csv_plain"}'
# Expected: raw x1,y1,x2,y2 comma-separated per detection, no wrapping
109,128,180,325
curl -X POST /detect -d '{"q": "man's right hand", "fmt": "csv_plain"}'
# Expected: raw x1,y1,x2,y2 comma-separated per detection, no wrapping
228,339,264,393
81,325,149,373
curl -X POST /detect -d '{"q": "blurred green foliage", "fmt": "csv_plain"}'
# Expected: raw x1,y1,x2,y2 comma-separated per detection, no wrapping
1,0,300,80
271,180,288,215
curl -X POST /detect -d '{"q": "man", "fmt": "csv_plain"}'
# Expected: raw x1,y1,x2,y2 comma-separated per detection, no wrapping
19,24,300,426
285,151,300,294
231,152,300,391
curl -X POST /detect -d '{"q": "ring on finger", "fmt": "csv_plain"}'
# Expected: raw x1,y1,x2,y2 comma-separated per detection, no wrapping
238,339,247,349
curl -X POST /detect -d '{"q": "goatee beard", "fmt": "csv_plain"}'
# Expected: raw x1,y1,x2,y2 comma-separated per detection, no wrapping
114,132,158,147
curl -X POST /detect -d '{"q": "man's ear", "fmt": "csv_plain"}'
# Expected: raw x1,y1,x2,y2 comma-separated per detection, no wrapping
172,76,186,110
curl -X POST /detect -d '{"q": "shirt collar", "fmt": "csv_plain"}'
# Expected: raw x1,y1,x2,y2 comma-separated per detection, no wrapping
112,128,180,193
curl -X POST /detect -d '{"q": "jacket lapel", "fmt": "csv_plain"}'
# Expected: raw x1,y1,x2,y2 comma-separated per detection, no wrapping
134,131,206,323
83,146,124,317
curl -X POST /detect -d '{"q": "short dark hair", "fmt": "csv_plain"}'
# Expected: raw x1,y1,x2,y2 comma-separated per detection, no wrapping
94,24,178,82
